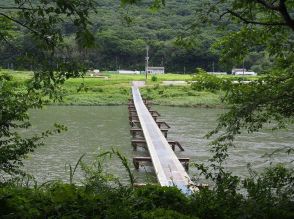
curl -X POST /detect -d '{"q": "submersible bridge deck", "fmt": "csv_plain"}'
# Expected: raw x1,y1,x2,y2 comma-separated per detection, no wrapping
128,82,197,194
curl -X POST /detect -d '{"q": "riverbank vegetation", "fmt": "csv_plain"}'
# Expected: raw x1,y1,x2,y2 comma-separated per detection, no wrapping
1,152,293,219
1,69,261,107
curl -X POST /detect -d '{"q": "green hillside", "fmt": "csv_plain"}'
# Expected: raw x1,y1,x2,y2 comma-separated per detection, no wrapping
0,0,228,72
0,0,268,73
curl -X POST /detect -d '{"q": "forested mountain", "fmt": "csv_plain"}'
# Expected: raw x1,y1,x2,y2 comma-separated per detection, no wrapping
0,0,266,73
88,0,217,72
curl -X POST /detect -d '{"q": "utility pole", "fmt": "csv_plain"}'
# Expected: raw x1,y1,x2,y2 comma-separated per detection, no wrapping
145,46,149,81
212,61,215,73
115,56,118,71
243,59,245,75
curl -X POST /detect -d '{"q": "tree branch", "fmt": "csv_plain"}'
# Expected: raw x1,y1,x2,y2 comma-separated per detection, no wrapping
255,0,294,30
278,0,294,31
255,0,280,10
0,34,21,52
220,11,230,19
0,12,40,36
0,12,54,47
227,9,287,26
0,6,34,10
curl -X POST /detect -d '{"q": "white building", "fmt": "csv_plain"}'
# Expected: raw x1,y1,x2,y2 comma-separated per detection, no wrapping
118,70,140,74
147,67,165,74
87,69,101,76
232,68,257,76
93,69,100,74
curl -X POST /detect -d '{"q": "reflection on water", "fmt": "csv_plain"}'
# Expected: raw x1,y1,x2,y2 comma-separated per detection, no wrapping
24,105,293,184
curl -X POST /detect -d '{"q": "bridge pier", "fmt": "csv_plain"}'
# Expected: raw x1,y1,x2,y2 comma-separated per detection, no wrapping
130,128,168,138
130,120,170,129
131,139,184,151
133,156,190,171
129,114,159,122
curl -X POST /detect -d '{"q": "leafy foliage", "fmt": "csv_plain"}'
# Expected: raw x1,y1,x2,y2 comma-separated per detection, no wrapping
191,0,294,159
209,70,294,139
0,161,293,218
0,73,67,177
0,0,95,179
191,71,223,92
151,75,158,81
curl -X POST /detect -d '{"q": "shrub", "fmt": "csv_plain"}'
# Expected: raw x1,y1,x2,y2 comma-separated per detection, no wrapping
191,72,223,91
142,208,199,219
151,75,158,82
134,185,188,212
0,183,105,218
195,67,207,75
146,87,152,93
158,89,164,95
241,165,294,219
0,166,293,219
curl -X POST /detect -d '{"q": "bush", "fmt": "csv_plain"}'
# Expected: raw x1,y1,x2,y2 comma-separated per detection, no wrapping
195,67,207,75
134,185,188,212
191,72,223,91
151,75,158,82
0,168,293,219
0,183,105,218
158,89,164,95
1,153,293,219
142,208,199,219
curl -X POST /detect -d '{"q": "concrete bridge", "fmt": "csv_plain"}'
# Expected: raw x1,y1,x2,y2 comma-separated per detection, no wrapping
128,82,197,194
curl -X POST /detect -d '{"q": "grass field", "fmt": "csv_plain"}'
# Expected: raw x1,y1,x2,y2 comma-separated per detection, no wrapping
1,69,258,107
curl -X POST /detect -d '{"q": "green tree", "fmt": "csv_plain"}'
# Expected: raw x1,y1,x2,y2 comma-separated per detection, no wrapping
0,0,96,179
196,0,294,140
187,1,294,187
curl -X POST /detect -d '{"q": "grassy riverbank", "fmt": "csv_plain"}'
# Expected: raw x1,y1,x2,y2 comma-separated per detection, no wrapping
62,78,222,107
1,69,258,107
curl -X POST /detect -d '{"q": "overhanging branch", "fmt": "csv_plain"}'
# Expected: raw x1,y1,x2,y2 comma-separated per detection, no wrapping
0,6,34,10
0,12,40,36
255,0,280,10
278,0,294,31
0,12,55,47
227,9,287,26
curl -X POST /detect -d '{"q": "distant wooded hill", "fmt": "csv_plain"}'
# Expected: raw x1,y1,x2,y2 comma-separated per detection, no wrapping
0,0,268,73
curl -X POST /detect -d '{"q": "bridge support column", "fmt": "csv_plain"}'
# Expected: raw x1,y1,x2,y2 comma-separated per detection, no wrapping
133,157,189,171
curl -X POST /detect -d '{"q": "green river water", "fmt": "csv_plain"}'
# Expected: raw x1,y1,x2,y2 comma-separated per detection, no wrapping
23,105,293,184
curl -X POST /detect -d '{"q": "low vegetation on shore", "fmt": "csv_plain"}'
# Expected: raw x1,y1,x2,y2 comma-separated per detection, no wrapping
1,156,293,219
0,69,259,107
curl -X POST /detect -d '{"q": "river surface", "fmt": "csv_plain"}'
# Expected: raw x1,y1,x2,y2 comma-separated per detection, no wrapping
24,106,293,184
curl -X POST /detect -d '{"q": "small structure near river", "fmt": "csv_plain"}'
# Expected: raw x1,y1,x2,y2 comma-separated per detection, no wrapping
232,68,257,76
118,70,140,74
147,67,165,74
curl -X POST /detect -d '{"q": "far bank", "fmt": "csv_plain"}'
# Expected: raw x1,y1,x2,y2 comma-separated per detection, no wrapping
1,70,260,108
